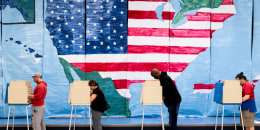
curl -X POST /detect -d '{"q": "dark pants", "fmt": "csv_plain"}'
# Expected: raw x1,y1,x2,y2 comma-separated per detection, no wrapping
168,103,180,130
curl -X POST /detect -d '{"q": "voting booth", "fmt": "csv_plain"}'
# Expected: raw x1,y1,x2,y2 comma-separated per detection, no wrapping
68,80,92,130
6,81,33,130
213,80,244,130
140,80,164,130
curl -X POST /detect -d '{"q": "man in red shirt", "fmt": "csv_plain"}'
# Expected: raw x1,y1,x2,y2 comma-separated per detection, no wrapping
28,73,47,130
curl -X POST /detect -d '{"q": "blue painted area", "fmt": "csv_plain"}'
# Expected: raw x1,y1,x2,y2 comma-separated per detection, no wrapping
155,3,167,22
1,0,34,23
45,0,127,55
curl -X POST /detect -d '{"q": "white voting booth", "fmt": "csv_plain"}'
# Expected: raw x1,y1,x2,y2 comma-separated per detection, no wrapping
140,80,164,130
68,80,92,130
214,80,244,130
6,81,33,130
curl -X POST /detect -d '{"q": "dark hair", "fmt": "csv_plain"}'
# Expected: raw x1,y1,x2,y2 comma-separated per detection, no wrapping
235,72,247,80
89,80,104,94
89,80,98,86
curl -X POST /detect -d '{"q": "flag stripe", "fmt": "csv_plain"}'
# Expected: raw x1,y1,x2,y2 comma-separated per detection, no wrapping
113,80,145,89
128,1,235,13
128,28,214,38
70,62,189,72
59,54,198,63
128,36,211,47
128,0,233,5
127,45,207,54
128,19,223,30
128,11,234,22
98,71,181,80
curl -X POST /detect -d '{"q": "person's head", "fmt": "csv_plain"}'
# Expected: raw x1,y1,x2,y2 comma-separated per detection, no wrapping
235,72,247,86
151,68,161,79
32,72,42,83
89,80,98,90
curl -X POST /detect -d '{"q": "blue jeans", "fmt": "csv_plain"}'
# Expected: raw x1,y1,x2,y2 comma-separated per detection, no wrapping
168,103,180,130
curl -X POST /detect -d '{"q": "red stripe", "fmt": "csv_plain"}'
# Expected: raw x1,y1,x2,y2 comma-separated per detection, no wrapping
128,0,167,1
70,62,189,72
194,84,215,89
128,28,214,38
128,11,174,20
113,80,145,89
128,45,207,54
112,80,176,89
221,0,234,5
253,80,259,83
128,0,233,5
128,11,234,22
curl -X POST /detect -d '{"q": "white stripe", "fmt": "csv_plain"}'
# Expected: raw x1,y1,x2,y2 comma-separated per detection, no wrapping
99,71,181,80
170,54,198,63
170,38,210,47
193,89,213,94
128,1,235,14
128,36,210,47
198,5,236,14
128,1,174,12
128,19,223,30
116,89,131,98
59,54,198,63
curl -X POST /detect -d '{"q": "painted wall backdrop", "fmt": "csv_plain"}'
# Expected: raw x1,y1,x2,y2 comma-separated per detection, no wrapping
0,0,259,118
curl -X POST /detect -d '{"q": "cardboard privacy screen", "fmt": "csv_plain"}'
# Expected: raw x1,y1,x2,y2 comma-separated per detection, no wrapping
8,81,33,104
68,81,91,105
214,80,242,104
140,80,162,105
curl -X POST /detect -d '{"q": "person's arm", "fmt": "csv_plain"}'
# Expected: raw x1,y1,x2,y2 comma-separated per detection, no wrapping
90,94,97,103
242,95,250,102
30,85,45,99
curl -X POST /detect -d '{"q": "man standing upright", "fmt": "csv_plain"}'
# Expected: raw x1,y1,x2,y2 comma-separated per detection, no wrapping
28,72,47,130
151,69,181,130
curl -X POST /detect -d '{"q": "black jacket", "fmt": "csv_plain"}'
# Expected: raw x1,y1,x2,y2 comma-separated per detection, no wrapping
159,71,181,107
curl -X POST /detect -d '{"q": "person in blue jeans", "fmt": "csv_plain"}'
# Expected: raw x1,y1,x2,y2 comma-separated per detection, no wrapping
151,69,182,130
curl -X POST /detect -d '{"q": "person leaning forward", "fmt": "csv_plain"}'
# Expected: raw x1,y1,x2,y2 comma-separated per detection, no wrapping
151,69,181,130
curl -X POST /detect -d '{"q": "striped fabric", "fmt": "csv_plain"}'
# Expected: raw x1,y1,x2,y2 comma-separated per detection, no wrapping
60,0,236,97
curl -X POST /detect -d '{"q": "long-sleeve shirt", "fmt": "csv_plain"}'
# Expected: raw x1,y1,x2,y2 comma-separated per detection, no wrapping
159,71,181,107
31,81,47,106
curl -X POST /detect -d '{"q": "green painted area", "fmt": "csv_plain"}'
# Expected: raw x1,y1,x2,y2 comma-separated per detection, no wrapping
14,0,34,22
172,0,223,24
59,58,131,117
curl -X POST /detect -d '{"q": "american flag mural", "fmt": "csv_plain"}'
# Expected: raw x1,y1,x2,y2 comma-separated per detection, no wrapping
45,0,236,99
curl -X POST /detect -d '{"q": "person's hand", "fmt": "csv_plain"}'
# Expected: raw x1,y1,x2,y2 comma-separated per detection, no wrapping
162,96,166,100
28,94,34,99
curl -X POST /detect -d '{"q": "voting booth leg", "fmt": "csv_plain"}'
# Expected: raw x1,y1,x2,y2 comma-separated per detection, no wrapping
26,105,29,130
89,106,92,130
69,105,74,130
73,105,77,130
215,104,219,130
12,106,16,130
160,105,164,130
239,106,245,130
6,106,11,130
234,105,236,130
221,105,224,130
141,105,145,130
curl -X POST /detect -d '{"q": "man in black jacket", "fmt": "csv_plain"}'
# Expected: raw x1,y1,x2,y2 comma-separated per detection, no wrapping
151,69,181,130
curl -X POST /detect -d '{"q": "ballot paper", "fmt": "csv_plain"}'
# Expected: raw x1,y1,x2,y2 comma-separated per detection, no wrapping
140,80,162,105
8,81,32,104
68,81,91,105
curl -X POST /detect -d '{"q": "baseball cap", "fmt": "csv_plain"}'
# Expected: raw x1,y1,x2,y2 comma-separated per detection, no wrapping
32,72,42,77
